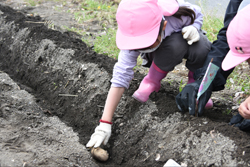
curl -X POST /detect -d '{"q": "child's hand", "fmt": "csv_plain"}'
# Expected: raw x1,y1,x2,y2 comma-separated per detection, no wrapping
86,122,112,148
182,25,200,45
239,96,250,119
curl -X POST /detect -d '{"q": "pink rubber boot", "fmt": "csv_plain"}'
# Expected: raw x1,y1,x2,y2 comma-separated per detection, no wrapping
188,71,213,109
187,70,195,84
132,62,168,102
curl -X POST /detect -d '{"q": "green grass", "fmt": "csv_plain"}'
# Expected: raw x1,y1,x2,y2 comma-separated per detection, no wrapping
26,0,37,6
179,79,185,92
198,0,224,42
223,109,232,115
225,67,250,93
202,16,223,42
25,0,120,58
93,28,118,58
65,0,120,58
80,0,116,11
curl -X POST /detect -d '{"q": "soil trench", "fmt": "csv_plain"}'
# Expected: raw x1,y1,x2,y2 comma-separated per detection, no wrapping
0,4,250,167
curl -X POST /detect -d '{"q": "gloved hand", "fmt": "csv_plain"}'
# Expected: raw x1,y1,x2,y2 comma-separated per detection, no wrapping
229,113,250,131
86,122,111,148
175,79,212,116
182,25,200,45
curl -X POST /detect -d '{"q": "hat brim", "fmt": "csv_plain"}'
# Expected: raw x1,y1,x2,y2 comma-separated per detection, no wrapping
222,50,250,71
116,23,160,50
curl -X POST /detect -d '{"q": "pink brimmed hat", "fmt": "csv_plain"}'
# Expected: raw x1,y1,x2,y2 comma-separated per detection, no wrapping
222,4,250,71
116,0,179,50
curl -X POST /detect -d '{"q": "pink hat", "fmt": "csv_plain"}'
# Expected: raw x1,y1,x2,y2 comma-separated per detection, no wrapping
221,4,250,71
116,0,179,50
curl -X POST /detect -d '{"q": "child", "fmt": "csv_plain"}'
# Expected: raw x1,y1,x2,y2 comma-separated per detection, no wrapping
86,0,212,148
221,4,250,130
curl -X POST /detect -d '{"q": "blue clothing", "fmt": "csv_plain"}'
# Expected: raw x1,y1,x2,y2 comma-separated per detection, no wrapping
111,1,204,89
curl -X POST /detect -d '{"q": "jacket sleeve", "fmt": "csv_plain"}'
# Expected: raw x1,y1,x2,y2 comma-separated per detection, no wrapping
189,3,203,30
178,1,203,30
194,0,243,91
111,50,139,89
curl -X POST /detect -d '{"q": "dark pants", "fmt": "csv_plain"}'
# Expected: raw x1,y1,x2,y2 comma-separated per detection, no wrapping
141,31,211,72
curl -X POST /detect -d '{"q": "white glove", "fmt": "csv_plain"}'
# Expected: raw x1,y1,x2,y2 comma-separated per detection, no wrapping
182,25,200,45
86,122,111,148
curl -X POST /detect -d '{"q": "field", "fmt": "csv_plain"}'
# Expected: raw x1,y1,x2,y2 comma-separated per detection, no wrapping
0,0,250,166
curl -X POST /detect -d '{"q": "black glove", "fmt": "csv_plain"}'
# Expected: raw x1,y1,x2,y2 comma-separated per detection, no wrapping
175,79,212,116
229,113,250,131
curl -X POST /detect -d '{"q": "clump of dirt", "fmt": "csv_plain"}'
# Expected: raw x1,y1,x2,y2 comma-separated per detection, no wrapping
0,2,250,167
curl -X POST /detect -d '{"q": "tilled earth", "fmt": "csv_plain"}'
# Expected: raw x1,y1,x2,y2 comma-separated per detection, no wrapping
0,1,250,167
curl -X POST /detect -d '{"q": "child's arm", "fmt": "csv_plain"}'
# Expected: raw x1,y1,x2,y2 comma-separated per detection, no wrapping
86,87,125,148
86,50,139,148
101,87,125,122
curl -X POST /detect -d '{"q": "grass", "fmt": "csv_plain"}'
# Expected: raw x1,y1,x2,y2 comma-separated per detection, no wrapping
26,0,37,6
201,16,223,42
198,0,224,42
225,65,250,94
179,79,185,92
94,28,118,58
64,0,120,58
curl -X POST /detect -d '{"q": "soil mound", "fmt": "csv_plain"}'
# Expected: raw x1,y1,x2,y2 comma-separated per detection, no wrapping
0,3,250,167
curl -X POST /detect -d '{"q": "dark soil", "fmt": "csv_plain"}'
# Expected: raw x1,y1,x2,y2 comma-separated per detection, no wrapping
0,1,250,167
